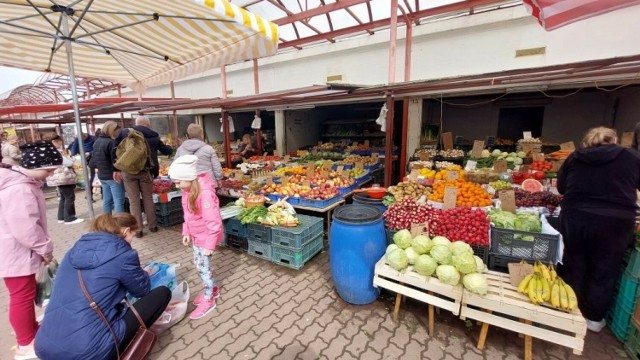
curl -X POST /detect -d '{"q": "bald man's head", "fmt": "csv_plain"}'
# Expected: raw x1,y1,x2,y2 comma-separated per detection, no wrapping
135,116,151,128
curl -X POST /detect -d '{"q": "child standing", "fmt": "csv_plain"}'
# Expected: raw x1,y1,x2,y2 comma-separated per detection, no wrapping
169,155,223,320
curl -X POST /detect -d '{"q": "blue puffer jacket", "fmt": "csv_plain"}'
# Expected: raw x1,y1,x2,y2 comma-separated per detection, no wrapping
35,232,150,360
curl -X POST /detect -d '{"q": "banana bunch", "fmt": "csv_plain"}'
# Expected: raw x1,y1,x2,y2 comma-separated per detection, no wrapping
550,278,578,311
517,271,548,305
516,260,578,311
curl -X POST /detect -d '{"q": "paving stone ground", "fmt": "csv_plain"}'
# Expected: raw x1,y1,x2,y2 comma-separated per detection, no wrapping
0,190,632,359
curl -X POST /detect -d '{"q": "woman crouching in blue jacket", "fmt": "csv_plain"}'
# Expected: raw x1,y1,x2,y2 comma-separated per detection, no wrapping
35,213,171,360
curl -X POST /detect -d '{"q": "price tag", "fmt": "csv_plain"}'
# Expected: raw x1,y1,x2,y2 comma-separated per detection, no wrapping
322,160,332,171
410,222,430,237
337,165,344,172
371,153,379,162
311,148,318,155
464,160,477,171
364,139,370,147
521,143,535,154
266,176,273,185
321,170,330,179
418,152,430,161
443,187,458,210
306,162,315,178
355,161,364,169
442,132,453,150
341,169,350,179
493,160,507,173
499,189,516,213
446,170,459,181
302,180,311,187
283,155,290,162
523,131,532,140
408,169,419,181
560,141,577,151
621,133,634,148
508,263,534,287
532,153,545,162
471,140,485,158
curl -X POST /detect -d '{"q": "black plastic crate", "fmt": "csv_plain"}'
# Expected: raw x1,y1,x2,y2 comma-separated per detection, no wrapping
471,245,490,265
225,234,248,252
155,197,183,216
488,254,533,273
157,210,184,228
490,226,559,263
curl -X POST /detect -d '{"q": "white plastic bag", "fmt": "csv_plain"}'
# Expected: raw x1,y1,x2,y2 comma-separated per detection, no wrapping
150,281,189,334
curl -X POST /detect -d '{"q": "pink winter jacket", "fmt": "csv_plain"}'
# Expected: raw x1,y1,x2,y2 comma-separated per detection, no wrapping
0,166,53,277
181,173,223,251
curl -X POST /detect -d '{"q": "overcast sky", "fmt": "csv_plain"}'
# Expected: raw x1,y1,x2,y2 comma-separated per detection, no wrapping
0,66,45,94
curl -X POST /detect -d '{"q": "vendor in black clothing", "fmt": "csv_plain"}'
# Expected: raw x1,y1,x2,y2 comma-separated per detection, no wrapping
239,133,256,159
557,126,640,333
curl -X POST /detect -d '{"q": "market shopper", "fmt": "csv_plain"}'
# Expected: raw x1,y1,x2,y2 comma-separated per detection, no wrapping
91,121,126,214
557,126,640,333
175,123,223,186
0,141,59,360
45,134,84,225
169,155,223,320
35,213,171,360
1,134,21,165
115,116,173,237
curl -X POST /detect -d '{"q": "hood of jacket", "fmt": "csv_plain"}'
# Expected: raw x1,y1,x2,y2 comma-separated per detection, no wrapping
133,125,160,139
572,144,625,166
0,166,42,191
179,139,208,154
67,232,132,270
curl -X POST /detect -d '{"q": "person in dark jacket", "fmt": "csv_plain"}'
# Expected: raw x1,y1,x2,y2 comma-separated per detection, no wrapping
35,213,171,360
68,132,95,157
557,126,640,333
114,116,173,237
90,121,126,214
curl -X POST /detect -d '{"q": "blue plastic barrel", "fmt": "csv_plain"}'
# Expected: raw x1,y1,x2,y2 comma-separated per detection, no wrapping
352,192,387,214
330,205,386,305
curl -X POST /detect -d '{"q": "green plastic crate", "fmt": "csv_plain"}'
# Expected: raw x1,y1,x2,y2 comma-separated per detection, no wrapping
626,322,640,360
155,197,183,216
624,248,640,279
607,271,640,342
270,214,323,249
248,239,272,261
271,234,324,270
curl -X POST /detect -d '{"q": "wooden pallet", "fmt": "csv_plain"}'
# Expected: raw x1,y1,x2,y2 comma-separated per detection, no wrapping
460,271,586,360
373,258,463,335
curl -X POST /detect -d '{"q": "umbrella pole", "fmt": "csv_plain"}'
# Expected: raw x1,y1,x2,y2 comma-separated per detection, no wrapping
62,12,95,219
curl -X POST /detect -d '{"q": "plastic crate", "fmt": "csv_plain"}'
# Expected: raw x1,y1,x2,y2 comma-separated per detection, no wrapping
607,271,640,341
248,239,272,261
626,323,640,360
223,217,248,238
155,197,183,216
337,183,357,196
299,196,341,209
286,197,301,205
488,254,533,273
271,234,324,270
157,210,184,228
471,245,490,265
247,223,272,243
225,234,248,252
489,226,559,262
271,215,324,248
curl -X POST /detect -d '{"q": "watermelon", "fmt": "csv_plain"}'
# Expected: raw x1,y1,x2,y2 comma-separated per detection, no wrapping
521,179,543,193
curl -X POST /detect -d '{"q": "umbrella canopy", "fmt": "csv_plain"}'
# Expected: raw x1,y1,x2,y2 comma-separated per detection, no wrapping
0,0,279,92
523,0,640,31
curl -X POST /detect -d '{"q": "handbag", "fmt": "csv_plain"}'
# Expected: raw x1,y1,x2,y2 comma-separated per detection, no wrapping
46,165,77,186
77,271,157,360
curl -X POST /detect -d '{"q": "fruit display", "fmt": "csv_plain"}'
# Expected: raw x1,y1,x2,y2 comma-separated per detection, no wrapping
433,165,464,181
547,150,572,160
521,178,544,192
418,168,436,179
271,165,306,176
337,155,379,167
305,183,340,200
247,155,281,162
530,160,554,172
488,180,512,191
464,169,500,184
384,199,439,232
152,179,176,194
219,179,245,190
432,207,490,246
257,201,299,227
517,261,577,311
514,188,562,212
428,179,492,207
350,167,368,178
261,183,312,198
387,181,431,201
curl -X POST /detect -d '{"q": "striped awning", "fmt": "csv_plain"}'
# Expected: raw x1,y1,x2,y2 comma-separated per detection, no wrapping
523,0,640,31
0,0,279,92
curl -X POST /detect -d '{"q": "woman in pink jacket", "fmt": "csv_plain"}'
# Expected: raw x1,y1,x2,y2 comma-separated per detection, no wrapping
0,140,61,360
169,155,223,320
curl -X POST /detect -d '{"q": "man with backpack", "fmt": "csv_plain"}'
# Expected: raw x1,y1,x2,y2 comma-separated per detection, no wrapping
114,116,173,237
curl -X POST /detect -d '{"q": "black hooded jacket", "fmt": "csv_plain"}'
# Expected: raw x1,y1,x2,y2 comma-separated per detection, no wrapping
557,144,640,218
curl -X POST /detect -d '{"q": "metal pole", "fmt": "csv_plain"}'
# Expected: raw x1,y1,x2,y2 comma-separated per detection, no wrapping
253,59,263,154
62,12,94,219
384,93,395,187
388,0,398,84
170,81,178,147
222,111,232,166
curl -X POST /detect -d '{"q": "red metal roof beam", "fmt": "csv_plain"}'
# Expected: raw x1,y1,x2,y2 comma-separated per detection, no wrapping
272,0,370,26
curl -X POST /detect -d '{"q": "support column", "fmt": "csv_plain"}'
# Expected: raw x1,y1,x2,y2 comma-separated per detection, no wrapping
222,111,232,166
170,81,178,147
274,110,285,156
407,97,423,164
253,59,263,154
117,86,125,128
400,98,409,179
384,93,395,187
388,0,398,84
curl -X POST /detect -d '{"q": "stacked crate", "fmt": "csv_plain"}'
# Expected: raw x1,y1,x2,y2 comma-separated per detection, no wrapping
246,222,272,260
270,215,324,270
223,217,248,251
607,247,640,349
155,197,184,227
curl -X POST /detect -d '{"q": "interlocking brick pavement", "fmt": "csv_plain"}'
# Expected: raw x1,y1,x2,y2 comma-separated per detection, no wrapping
0,190,632,359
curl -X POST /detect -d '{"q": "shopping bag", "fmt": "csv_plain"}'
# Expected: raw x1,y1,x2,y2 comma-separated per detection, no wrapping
145,262,177,291
35,260,58,308
150,281,189,334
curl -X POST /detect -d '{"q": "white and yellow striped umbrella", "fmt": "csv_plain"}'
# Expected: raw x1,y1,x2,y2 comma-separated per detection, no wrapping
0,0,279,91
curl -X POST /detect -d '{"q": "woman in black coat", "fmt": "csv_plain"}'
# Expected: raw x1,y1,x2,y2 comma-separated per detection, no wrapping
91,121,126,214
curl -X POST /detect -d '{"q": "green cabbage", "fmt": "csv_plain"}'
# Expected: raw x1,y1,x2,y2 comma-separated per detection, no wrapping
411,235,433,255
513,158,524,165
514,212,541,233
430,244,452,265
488,209,516,229
386,248,409,271
386,244,399,256
431,236,451,246
450,241,473,257
414,255,438,276
436,265,460,285
393,229,413,249
474,255,487,273
452,252,477,274
492,149,502,157
405,247,419,265
463,273,489,295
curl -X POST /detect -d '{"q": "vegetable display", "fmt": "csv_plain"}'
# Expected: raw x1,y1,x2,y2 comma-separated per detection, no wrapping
517,261,578,311
428,179,492,207
238,206,268,224
384,199,439,232
487,209,542,233
514,188,562,212
431,207,490,246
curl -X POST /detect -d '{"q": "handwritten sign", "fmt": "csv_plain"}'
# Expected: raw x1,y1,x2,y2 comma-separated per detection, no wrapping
465,160,477,171
311,148,318,155
410,222,430,237
302,180,311,187
508,262,533,287
418,152,430,161
499,189,516,213
471,140,485,158
371,153,379,162
560,141,576,151
532,153,545,162
446,170,459,181
355,161,364,169
443,187,458,210
307,162,315,178
621,133,634,148
521,143,535,155
408,169,419,181
322,160,332,171
442,132,453,151
494,160,507,173
266,176,273,185
523,131,532,140
321,170,330,179
364,139,370,147
337,165,344,172
283,155,290,162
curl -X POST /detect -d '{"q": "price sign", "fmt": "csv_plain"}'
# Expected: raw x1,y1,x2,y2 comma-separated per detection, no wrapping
621,133,634,148
263,152,268,156
337,165,345,172
355,161,364,169
364,139,370,147
266,176,273,185
410,222,430,237
306,162,315,178
283,155,290,162
321,170,330,179
523,131,532,140
443,187,458,210
499,189,516,213
408,169,419,181
442,132,453,150
521,143,535,155
371,153,379,162
532,153,545,162
471,140,485,158
302,180,311,187
418,152,430,161
322,160,332,171
508,263,534,287
446,170,459,181
341,169,350,179
465,160,477,171
560,141,577,151
493,160,507,173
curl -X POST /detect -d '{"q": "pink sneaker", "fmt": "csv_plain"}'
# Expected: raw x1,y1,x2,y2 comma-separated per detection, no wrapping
193,286,220,306
189,298,216,320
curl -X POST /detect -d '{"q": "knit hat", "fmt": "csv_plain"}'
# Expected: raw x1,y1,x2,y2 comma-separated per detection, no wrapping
169,155,198,181
20,140,63,170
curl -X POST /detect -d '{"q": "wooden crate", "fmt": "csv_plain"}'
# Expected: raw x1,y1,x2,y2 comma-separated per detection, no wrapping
373,258,463,335
460,271,586,360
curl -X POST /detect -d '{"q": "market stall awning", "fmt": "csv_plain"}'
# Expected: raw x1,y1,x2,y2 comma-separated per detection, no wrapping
523,0,640,30
0,0,279,92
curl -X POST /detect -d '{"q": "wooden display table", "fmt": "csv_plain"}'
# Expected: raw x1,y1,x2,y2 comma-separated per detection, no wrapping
373,258,463,335
460,271,586,360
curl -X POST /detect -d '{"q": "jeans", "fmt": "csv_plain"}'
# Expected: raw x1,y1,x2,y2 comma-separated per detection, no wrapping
57,185,77,222
100,179,126,214
122,171,157,229
3,275,38,346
